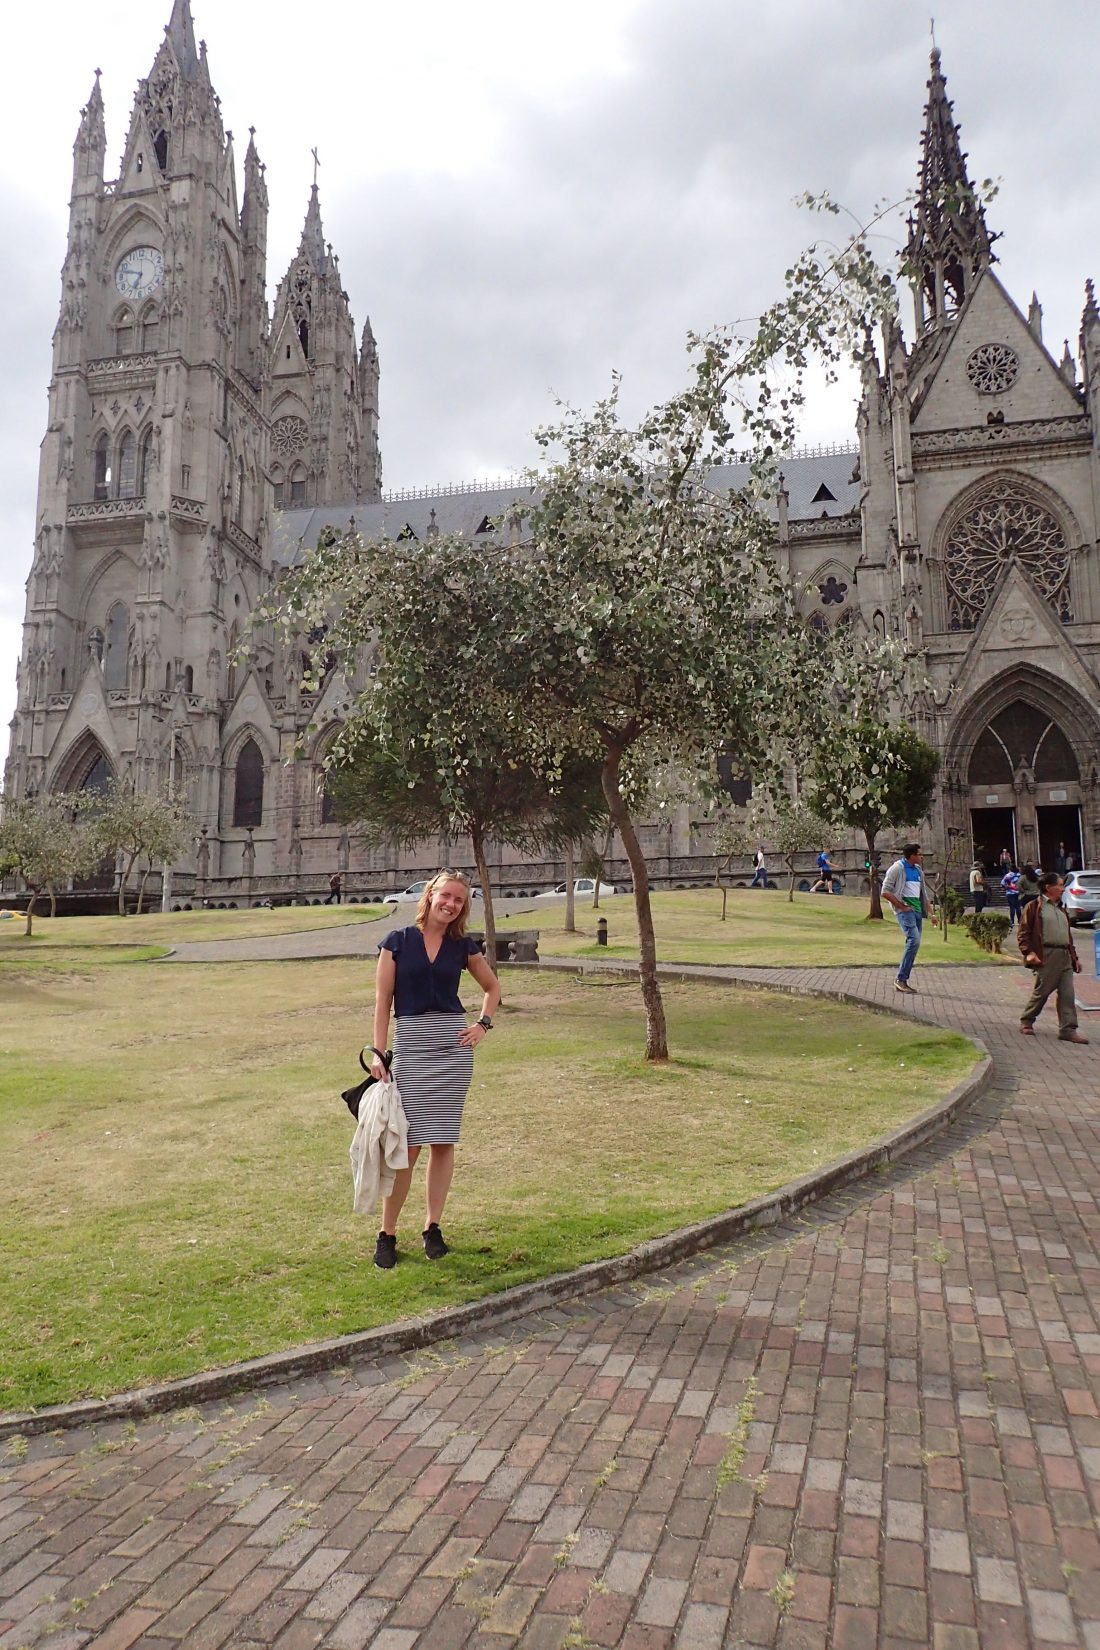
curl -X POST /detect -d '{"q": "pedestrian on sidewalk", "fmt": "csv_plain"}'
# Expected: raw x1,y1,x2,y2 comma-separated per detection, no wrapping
1001,865,1021,925
750,846,769,889
325,871,343,905
882,843,933,993
1018,872,1089,1043
1017,863,1040,909
370,870,501,1268
969,860,986,913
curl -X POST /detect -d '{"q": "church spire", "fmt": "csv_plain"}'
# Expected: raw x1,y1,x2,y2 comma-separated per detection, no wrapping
165,0,201,81
73,70,106,184
904,47,994,336
298,181,329,273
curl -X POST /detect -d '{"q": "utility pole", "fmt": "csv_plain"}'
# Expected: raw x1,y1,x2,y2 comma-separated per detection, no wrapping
161,725,178,913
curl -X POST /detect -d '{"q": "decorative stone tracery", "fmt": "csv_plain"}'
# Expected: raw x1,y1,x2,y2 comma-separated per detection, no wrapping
271,415,308,456
965,342,1019,395
943,479,1071,630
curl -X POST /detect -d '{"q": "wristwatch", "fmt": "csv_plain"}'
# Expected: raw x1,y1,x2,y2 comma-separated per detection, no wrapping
476,1015,493,1031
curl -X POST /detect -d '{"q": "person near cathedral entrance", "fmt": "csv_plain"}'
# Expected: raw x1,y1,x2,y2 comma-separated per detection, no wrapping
325,871,342,905
997,848,1013,874
969,861,986,913
1018,873,1088,1043
1017,864,1041,909
882,844,933,994
1001,866,1022,925
1053,842,1071,877
370,871,501,1269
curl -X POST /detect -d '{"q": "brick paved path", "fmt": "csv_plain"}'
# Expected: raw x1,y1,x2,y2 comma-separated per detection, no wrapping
3,964,1099,1650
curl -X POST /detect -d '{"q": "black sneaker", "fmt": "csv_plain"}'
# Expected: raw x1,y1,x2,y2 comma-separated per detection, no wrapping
423,1222,449,1260
374,1231,397,1270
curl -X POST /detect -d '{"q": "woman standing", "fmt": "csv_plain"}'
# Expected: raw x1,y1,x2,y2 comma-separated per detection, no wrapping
968,860,986,913
370,871,500,1269
1018,863,1041,909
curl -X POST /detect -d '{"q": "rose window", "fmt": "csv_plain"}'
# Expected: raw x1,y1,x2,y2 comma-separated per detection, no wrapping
965,342,1019,395
944,480,1071,630
272,416,308,456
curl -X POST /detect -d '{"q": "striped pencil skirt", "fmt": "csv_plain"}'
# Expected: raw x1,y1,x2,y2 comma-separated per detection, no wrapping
392,1012,475,1145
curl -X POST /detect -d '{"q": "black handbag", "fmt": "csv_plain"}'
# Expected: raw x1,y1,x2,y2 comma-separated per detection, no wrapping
342,1046,393,1120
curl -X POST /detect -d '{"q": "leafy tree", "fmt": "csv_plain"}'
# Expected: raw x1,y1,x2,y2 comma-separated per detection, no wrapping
0,793,99,934
257,201,905,1061
327,730,606,962
91,781,195,915
809,722,940,918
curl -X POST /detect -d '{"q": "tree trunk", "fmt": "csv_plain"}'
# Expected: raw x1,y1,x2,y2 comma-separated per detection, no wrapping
564,841,576,933
469,821,497,973
720,885,728,921
136,866,152,915
865,827,883,920
47,884,57,920
24,888,38,938
786,855,796,903
602,750,668,1062
118,851,138,916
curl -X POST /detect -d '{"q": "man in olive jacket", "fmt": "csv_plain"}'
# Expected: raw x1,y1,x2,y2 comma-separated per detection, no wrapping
1018,871,1088,1043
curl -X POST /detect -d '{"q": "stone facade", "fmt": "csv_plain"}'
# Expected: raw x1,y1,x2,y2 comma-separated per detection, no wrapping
5,16,1100,897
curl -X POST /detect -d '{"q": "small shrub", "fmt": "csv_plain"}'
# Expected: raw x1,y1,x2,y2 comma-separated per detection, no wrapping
941,888,966,925
962,911,1011,954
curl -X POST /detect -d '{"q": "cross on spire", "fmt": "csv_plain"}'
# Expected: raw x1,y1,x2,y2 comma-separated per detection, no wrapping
312,147,320,188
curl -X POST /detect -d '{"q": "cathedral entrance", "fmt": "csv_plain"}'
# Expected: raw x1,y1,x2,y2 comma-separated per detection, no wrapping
964,697,1082,872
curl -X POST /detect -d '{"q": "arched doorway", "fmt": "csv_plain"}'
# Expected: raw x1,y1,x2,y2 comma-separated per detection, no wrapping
948,674,1098,873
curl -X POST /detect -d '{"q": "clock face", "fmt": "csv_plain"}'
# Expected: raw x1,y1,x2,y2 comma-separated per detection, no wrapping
115,246,164,300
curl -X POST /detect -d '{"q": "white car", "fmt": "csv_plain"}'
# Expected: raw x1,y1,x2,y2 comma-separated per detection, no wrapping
536,878,616,900
381,880,430,904
1061,870,1100,925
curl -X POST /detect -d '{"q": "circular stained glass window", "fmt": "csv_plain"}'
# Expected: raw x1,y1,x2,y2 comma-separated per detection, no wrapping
272,415,308,456
965,342,1019,395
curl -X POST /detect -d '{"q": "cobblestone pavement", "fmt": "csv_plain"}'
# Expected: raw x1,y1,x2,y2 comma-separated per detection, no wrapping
3,963,1100,1650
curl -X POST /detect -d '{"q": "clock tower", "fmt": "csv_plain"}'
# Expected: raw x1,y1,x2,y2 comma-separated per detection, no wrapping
6,0,272,860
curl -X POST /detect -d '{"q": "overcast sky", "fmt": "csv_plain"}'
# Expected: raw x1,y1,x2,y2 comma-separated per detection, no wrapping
2,0,1098,751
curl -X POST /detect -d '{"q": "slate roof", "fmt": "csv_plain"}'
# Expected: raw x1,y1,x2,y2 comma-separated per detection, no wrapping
271,449,860,566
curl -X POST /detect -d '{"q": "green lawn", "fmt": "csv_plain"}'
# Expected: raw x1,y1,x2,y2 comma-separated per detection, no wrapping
0,950,977,1411
500,887,1002,968
0,903,387,955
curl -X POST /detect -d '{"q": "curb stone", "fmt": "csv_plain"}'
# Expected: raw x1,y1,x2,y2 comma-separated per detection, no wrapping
0,964,991,1441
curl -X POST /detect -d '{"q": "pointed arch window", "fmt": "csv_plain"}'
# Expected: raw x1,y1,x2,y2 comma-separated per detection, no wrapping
141,305,159,352
93,434,111,501
153,128,169,171
138,428,154,495
233,737,265,828
289,464,306,506
272,466,285,510
103,601,129,691
234,456,245,525
79,749,113,796
115,307,135,355
117,430,137,499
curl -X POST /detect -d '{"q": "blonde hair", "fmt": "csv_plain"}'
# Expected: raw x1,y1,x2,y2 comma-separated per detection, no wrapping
415,870,472,937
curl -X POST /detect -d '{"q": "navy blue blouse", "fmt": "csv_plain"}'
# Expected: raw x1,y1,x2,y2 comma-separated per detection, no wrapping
381,926,484,1017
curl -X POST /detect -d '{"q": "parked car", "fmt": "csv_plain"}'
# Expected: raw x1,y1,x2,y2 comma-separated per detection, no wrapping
1061,870,1100,925
381,880,430,903
535,877,616,900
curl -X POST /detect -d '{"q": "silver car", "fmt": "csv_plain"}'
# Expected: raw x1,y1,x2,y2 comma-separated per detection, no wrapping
1062,870,1100,925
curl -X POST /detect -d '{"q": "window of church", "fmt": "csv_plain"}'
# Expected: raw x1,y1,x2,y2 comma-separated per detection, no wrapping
141,308,159,352
966,343,1019,395
233,738,264,828
226,622,239,700
153,128,168,171
321,773,339,825
103,602,129,692
183,665,194,694
290,465,306,506
272,416,308,457
115,308,135,355
79,751,112,795
93,435,111,501
117,431,137,500
234,457,245,525
944,480,1071,630
273,471,285,510
138,428,153,496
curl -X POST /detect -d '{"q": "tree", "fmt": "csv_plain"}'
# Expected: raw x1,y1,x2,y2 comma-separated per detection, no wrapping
714,797,838,908
809,721,940,918
0,794,99,935
257,201,906,1061
326,730,606,963
91,781,195,915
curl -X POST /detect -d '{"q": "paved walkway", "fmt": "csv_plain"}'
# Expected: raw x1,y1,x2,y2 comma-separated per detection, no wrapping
3,964,1099,1650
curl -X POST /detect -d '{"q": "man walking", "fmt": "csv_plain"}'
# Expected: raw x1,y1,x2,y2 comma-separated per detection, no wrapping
882,843,933,993
1018,871,1088,1043
325,871,343,905
750,846,768,889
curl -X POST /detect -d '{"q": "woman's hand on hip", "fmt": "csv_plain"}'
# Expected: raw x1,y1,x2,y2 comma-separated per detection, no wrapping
459,1023,487,1049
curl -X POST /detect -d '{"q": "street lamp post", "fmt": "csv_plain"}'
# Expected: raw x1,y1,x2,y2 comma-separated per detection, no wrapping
161,725,178,914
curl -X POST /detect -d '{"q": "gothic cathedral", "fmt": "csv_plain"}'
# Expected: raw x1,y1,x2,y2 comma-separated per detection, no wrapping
6,8,1100,896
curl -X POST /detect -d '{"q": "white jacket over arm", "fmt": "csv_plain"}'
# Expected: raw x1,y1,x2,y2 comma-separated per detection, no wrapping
350,1079,409,1214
